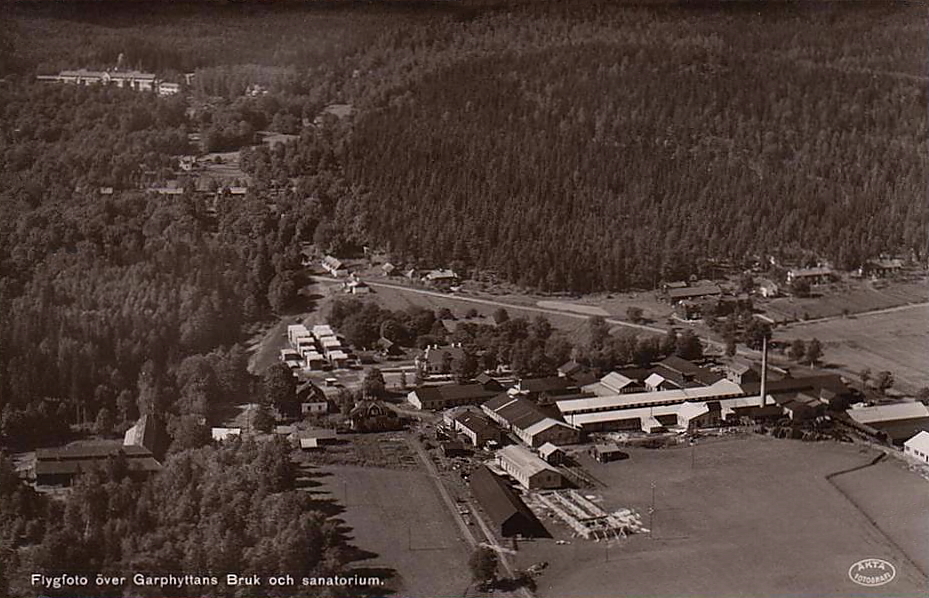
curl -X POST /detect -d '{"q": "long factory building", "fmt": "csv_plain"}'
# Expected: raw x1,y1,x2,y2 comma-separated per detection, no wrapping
555,375,847,433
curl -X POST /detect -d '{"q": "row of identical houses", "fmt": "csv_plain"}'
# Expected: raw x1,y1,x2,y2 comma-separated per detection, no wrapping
282,323,349,370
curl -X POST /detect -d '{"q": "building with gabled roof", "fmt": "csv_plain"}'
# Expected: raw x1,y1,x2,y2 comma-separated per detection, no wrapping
469,466,547,538
517,418,580,448
122,414,170,462
321,255,347,277
34,442,162,486
496,445,563,490
847,402,929,444
538,442,566,465
418,344,466,374
407,379,501,410
786,267,834,284
903,431,929,464
665,283,723,304
453,411,503,447
652,356,724,388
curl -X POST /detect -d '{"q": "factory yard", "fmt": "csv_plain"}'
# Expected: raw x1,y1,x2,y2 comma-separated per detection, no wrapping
518,436,927,598
309,465,480,598
774,304,929,393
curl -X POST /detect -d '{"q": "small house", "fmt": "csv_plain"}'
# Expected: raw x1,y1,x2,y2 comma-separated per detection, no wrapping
321,256,348,277
538,442,566,465
591,443,628,463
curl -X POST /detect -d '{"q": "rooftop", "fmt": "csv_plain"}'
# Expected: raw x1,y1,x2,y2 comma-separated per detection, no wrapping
557,379,743,415
847,402,929,425
497,444,558,477
904,430,929,453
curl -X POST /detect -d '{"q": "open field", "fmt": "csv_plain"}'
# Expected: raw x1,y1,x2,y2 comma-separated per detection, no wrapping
773,304,929,393
831,457,929,576
515,436,928,598
763,278,927,322
311,465,479,598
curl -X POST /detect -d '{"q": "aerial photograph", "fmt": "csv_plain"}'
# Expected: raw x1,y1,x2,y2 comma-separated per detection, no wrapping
0,1,925,597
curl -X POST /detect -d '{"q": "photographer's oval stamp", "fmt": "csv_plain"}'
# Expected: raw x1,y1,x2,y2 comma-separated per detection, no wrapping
848,558,896,587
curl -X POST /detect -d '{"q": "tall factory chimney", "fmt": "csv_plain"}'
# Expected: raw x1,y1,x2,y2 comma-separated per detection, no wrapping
759,335,768,408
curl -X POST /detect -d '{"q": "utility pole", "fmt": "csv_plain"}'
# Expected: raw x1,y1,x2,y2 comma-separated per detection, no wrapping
649,481,656,540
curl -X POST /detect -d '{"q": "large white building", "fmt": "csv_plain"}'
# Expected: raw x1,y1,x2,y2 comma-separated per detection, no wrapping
37,69,158,91
496,445,562,490
903,431,929,464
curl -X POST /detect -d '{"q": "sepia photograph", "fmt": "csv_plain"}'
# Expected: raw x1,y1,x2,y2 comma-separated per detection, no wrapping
0,0,926,597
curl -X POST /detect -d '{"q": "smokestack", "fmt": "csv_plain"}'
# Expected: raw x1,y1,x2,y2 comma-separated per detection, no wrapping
759,335,768,408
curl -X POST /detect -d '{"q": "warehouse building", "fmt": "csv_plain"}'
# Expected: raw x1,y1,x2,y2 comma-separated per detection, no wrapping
847,402,929,445
496,445,563,490
469,466,547,538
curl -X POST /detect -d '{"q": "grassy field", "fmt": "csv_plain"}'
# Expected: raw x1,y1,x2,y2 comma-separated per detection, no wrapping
310,464,479,598
763,278,927,322
514,436,927,598
773,304,929,393
830,457,929,577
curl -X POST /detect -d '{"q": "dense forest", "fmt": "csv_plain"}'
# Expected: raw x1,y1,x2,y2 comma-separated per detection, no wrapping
339,4,927,290
0,2,925,596
1,440,364,598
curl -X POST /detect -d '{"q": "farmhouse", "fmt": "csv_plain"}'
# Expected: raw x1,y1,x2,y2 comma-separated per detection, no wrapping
858,258,904,279
665,283,723,305
786,267,834,285
903,431,929,464
346,279,371,294
349,400,402,432
321,255,348,277
417,344,466,374
298,382,329,415
756,279,780,298
469,466,547,538
424,269,458,286
496,445,563,490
